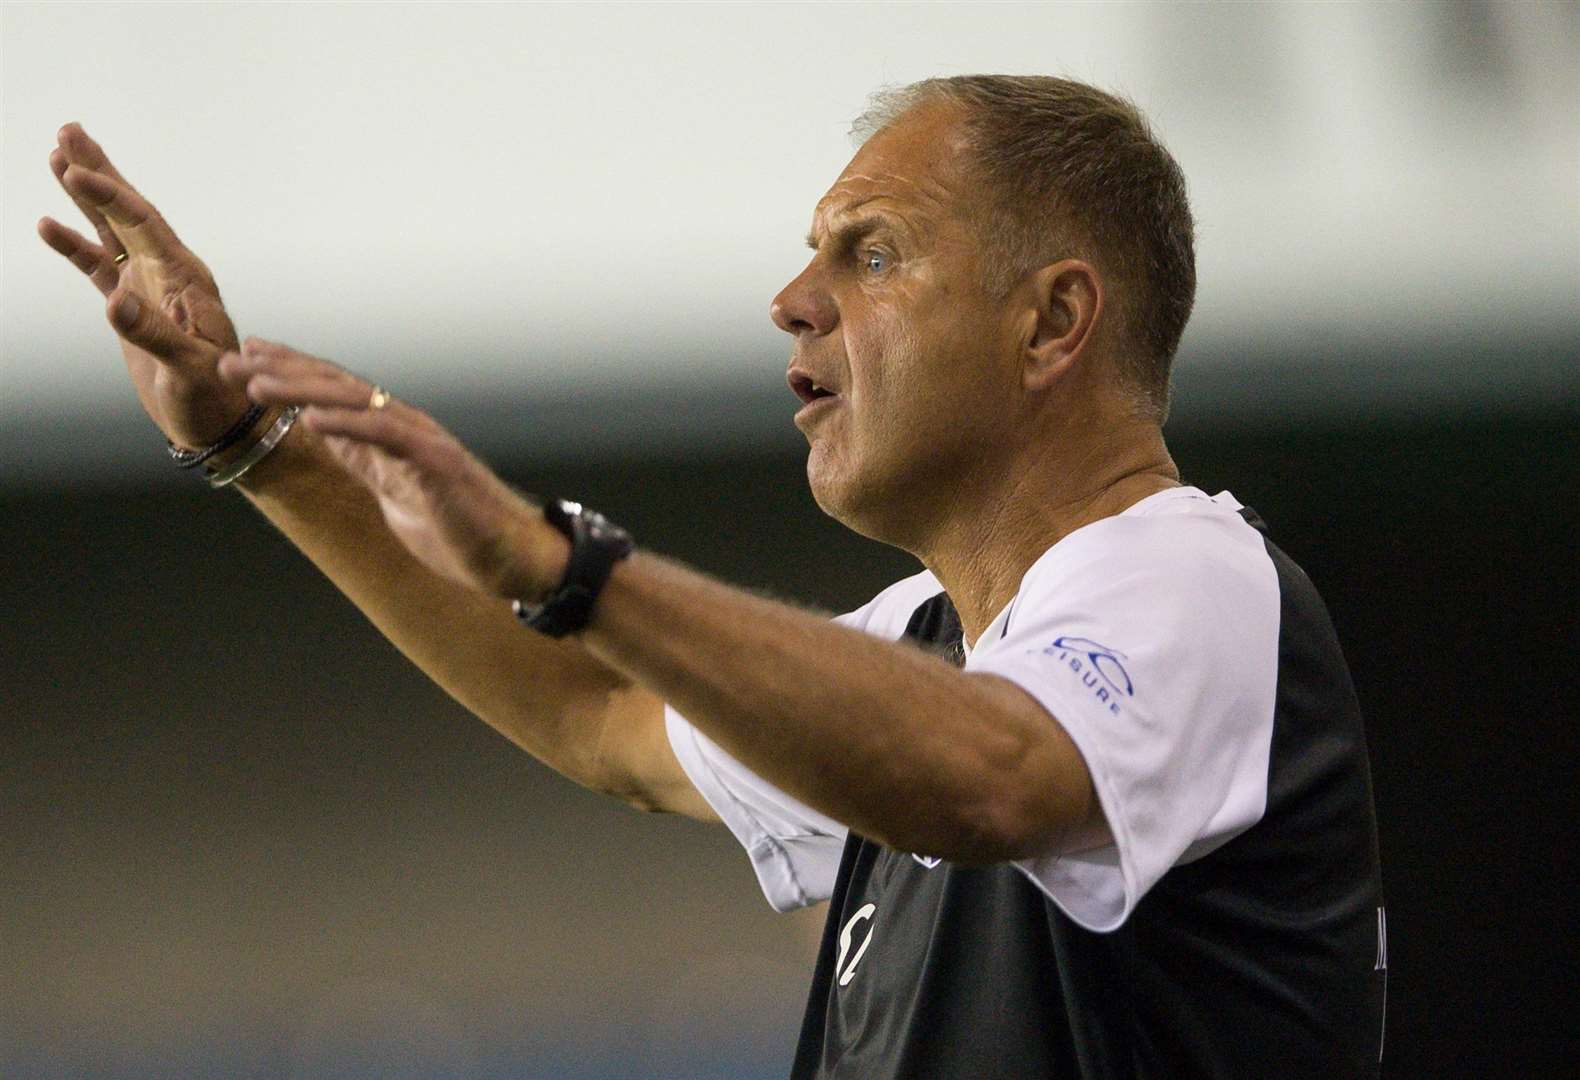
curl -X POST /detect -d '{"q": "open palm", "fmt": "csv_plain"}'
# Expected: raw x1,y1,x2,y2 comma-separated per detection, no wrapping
217,338,562,602
38,123,251,449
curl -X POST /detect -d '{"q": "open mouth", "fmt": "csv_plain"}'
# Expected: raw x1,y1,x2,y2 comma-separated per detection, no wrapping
789,372,838,406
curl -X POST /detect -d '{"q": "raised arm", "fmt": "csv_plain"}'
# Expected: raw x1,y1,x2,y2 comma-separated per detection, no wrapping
222,339,1098,864
38,124,710,821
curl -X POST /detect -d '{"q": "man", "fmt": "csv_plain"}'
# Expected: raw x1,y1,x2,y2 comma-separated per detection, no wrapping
40,75,1385,1077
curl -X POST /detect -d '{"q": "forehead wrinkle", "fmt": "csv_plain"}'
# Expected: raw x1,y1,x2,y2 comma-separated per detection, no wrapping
805,205,919,251
817,171,933,217
840,171,922,190
809,174,952,250
807,112,972,249
816,159,958,227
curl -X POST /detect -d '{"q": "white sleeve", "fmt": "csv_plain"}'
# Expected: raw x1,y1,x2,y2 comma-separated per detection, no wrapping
663,570,944,912
665,706,847,911
968,509,1281,932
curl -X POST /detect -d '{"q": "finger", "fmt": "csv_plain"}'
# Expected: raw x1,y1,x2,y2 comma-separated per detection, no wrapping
215,350,251,391
229,337,355,379
221,340,367,399
300,405,429,459
223,343,427,427
106,288,210,370
61,164,181,261
50,145,126,261
244,371,386,412
241,335,350,365
38,216,120,295
57,123,133,185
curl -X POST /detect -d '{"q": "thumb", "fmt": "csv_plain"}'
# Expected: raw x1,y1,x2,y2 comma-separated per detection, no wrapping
106,288,207,369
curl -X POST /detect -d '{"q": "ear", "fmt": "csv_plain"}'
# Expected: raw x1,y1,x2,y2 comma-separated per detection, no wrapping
1021,259,1102,393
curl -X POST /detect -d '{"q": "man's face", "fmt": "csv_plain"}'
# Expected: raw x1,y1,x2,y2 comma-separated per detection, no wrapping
771,103,1022,545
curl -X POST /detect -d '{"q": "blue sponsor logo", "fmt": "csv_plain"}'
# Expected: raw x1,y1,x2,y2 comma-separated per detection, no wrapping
1038,636,1135,716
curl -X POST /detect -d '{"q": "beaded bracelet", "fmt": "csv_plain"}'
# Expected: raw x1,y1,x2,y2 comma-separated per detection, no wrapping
167,404,266,469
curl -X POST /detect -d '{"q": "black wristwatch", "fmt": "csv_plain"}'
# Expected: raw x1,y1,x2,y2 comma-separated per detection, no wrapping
512,498,635,638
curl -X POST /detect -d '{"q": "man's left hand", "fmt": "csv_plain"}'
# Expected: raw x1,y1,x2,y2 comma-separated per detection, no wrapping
218,338,568,603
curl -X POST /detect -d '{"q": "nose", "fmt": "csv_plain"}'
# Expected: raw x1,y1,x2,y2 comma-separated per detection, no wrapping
770,263,838,337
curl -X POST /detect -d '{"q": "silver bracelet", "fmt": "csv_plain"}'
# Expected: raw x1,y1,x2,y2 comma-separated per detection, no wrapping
206,405,300,488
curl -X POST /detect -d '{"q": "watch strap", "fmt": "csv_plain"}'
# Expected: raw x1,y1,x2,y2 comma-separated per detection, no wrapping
512,499,634,637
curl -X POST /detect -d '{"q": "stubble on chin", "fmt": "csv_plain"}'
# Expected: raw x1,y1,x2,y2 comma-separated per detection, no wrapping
803,437,842,516
804,435,898,544
805,430,872,530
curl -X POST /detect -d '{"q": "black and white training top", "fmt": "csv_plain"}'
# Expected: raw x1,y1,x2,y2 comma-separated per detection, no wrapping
666,487,1387,1078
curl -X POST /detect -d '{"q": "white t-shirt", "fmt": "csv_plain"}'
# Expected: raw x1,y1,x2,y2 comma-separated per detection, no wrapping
665,486,1282,932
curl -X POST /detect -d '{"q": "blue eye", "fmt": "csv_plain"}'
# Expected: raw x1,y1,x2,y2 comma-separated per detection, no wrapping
865,251,889,273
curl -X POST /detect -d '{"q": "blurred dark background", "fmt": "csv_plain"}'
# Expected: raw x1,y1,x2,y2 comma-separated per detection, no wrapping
3,377,1576,1078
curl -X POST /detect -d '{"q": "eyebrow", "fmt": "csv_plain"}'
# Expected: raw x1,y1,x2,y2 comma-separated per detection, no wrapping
805,212,905,252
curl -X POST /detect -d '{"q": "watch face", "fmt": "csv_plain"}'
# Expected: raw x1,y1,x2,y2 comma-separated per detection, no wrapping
549,499,633,551
542,498,579,538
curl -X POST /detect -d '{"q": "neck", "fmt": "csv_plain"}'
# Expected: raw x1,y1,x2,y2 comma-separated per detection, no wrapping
916,419,1180,647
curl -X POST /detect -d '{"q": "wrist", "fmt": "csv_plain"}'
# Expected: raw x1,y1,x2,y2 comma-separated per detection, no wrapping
511,499,633,637
506,504,573,602
202,403,287,475
168,403,267,470
229,406,319,493
204,404,300,489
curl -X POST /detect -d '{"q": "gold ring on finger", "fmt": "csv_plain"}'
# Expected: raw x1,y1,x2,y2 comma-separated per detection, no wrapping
112,252,129,265
368,385,391,411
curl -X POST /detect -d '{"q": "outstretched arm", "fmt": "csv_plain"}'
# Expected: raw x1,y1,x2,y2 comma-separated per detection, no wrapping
38,124,711,820
224,341,1098,863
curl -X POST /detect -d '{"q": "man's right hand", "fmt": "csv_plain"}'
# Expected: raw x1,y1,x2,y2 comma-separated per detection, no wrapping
36,124,710,824
37,122,255,451
33,122,711,821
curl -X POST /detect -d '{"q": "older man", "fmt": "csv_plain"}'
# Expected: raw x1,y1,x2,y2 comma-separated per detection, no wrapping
41,75,1384,1077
